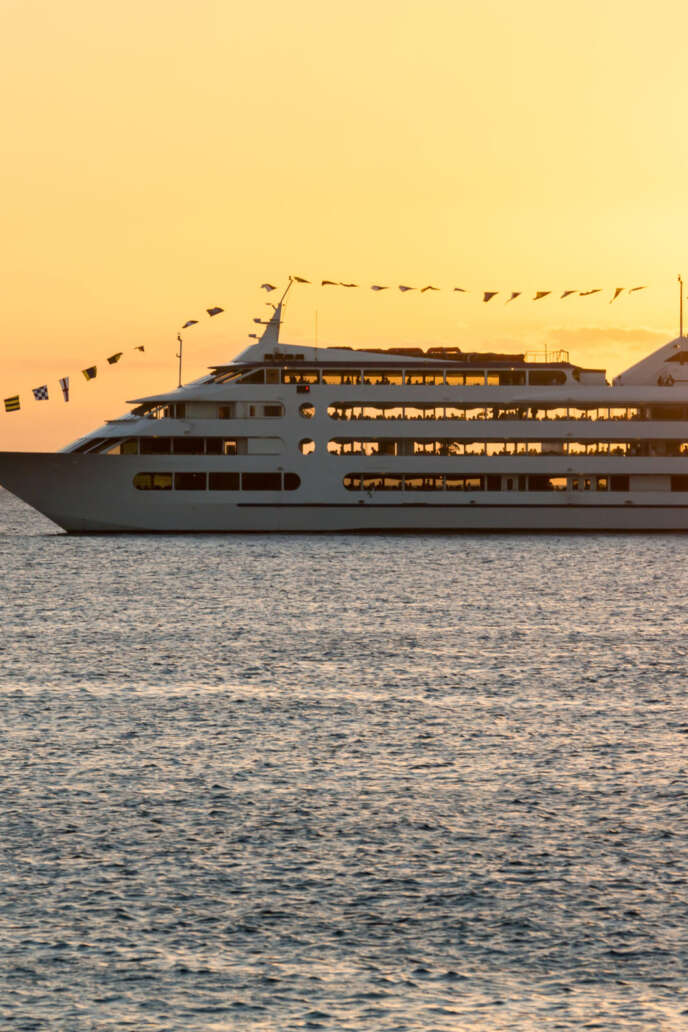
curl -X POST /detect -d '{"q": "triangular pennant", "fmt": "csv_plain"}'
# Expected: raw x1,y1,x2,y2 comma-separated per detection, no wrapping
207,307,224,317
134,346,145,352
107,352,123,365
321,280,338,286
506,291,521,303
629,286,647,293
610,287,624,303
261,283,276,292
561,290,577,298
420,285,439,292
292,275,311,284
371,285,388,291
483,291,498,302
398,285,415,292
533,291,551,301
339,282,358,288
453,287,468,293
182,320,198,328
579,289,602,296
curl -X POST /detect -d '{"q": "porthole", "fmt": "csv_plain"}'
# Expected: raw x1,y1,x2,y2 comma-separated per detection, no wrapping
299,403,315,418
299,438,315,455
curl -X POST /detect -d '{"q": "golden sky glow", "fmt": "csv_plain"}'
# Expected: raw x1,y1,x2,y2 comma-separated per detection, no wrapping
2,0,688,449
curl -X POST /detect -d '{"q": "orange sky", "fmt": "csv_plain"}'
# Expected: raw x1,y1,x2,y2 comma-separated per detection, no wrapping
1,0,687,450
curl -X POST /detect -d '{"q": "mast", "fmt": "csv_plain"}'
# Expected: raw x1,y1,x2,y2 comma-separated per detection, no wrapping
679,274,684,338
177,334,183,388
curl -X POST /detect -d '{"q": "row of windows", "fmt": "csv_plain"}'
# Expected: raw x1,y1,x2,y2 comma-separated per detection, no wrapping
343,474,688,492
328,404,686,422
328,438,688,457
136,403,284,421
214,367,570,387
102,437,282,456
133,472,300,491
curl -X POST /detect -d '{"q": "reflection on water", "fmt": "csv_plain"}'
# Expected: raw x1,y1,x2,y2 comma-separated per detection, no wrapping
1,488,687,1031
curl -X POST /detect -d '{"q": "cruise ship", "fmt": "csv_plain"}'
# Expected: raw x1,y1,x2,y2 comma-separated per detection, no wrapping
2,288,688,532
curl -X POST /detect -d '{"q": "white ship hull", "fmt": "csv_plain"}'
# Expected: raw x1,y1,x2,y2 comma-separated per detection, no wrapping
3,454,688,533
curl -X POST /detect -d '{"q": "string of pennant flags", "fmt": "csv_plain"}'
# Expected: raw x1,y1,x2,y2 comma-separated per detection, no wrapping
263,278,648,303
3,346,145,415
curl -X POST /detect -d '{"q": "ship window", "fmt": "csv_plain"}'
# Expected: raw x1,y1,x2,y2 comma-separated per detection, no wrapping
281,368,320,384
405,369,445,386
242,472,281,490
241,369,265,383
140,437,171,454
263,405,284,417
284,473,301,490
671,476,688,491
597,477,608,491
610,475,629,491
299,403,315,418
322,368,361,385
266,368,280,384
529,369,567,386
133,473,173,490
667,351,688,364
174,472,206,490
173,436,204,454
218,405,233,419
363,369,403,385
208,472,239,490
299,439,315,455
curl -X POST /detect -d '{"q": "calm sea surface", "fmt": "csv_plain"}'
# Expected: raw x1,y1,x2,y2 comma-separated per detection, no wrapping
1,487,687,1031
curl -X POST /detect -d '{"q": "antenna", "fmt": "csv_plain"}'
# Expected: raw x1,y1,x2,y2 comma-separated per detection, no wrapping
680,274,684,338
177,334,183,388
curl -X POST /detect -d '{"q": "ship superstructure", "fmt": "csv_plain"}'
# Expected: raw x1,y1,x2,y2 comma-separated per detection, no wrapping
2,292,688,531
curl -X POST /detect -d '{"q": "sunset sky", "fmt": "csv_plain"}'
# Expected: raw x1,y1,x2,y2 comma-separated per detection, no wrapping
2,0,687,450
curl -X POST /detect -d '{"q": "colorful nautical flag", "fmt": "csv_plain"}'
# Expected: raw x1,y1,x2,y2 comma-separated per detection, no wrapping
506,291,521,303
453,287,468,292
371,285,388,291
420,285,439,292
339,282,358,287
561,289,577,298
82,366,97,381
4,395,20,412
321,280,338,286
107,352,123,364
398,285,415,292
629,286,647,293
260,283,277,292
533,291,551,301
59,377,70,401
134,346,145,352
483,291,498,302
292,276,311,283
182,320,198,329
32,385,49,400
206,307,224,316
611,287,624,303
580,289,602,296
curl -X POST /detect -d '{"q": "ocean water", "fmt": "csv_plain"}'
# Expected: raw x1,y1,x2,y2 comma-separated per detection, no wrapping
1,487,687,1032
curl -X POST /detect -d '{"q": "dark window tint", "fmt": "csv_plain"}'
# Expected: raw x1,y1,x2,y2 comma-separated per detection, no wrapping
174,472,206,490
173,436,204,454
610,475,629,491
671,476,688,491
209,472,239,490
284,473,301,491
140,437,171,454
264,405,283,417
242,472,281,491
